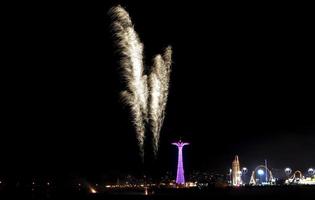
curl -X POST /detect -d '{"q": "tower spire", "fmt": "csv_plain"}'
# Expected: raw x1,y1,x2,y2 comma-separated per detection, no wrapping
172,140,189,185
232,155,242,186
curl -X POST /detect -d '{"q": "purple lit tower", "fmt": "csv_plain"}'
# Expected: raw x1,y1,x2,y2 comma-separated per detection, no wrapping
172,140,189,185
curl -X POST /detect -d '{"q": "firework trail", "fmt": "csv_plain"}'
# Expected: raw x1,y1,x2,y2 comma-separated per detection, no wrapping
109,5,172,159
109,5,148,158
149,47,172,156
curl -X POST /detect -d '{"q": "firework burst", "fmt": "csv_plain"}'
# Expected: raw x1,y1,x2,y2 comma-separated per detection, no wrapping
149,47,172,156
109,5,148,158
110,5,172,159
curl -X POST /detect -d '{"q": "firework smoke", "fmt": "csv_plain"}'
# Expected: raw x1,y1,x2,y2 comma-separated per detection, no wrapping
109,5,148,158
109,5,172,159
149,47,172,156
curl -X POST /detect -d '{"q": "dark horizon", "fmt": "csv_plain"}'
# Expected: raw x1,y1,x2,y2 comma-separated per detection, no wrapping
1,1,314,180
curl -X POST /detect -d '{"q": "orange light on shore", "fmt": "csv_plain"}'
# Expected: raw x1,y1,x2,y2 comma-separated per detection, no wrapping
90,187,97,194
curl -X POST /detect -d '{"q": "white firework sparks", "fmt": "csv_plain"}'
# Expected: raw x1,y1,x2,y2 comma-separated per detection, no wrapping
110,5,172,159
149,47,172,156
109,5,148,159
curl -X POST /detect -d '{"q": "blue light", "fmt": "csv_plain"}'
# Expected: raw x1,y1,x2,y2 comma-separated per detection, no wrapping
257,169,264,176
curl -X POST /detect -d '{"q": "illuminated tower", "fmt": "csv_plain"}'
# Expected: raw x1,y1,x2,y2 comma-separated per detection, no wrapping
172,140,189,185
232,155,242,186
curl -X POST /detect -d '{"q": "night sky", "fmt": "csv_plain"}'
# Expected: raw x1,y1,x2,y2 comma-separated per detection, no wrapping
1,1,314,179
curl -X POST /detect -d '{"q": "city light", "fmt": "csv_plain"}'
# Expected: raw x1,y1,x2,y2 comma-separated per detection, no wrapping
90,187,97,194
257,169,264,176
242,167,248,174
285,167,292,175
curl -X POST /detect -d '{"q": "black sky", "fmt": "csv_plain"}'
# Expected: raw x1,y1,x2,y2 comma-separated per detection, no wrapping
1,1,314,179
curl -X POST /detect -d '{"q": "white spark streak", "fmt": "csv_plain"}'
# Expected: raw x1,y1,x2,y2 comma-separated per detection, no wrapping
149,47,172,156
109,5,148,158
110,6,172,159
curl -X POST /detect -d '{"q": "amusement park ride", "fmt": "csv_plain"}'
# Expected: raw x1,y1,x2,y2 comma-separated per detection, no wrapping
284,168,315,185
249,165,276,185
231,156,315,186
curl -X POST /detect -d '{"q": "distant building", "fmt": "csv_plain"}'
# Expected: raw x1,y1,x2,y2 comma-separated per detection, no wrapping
232,155,242,186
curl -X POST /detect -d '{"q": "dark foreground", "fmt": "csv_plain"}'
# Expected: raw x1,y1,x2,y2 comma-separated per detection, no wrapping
1,186,315,199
